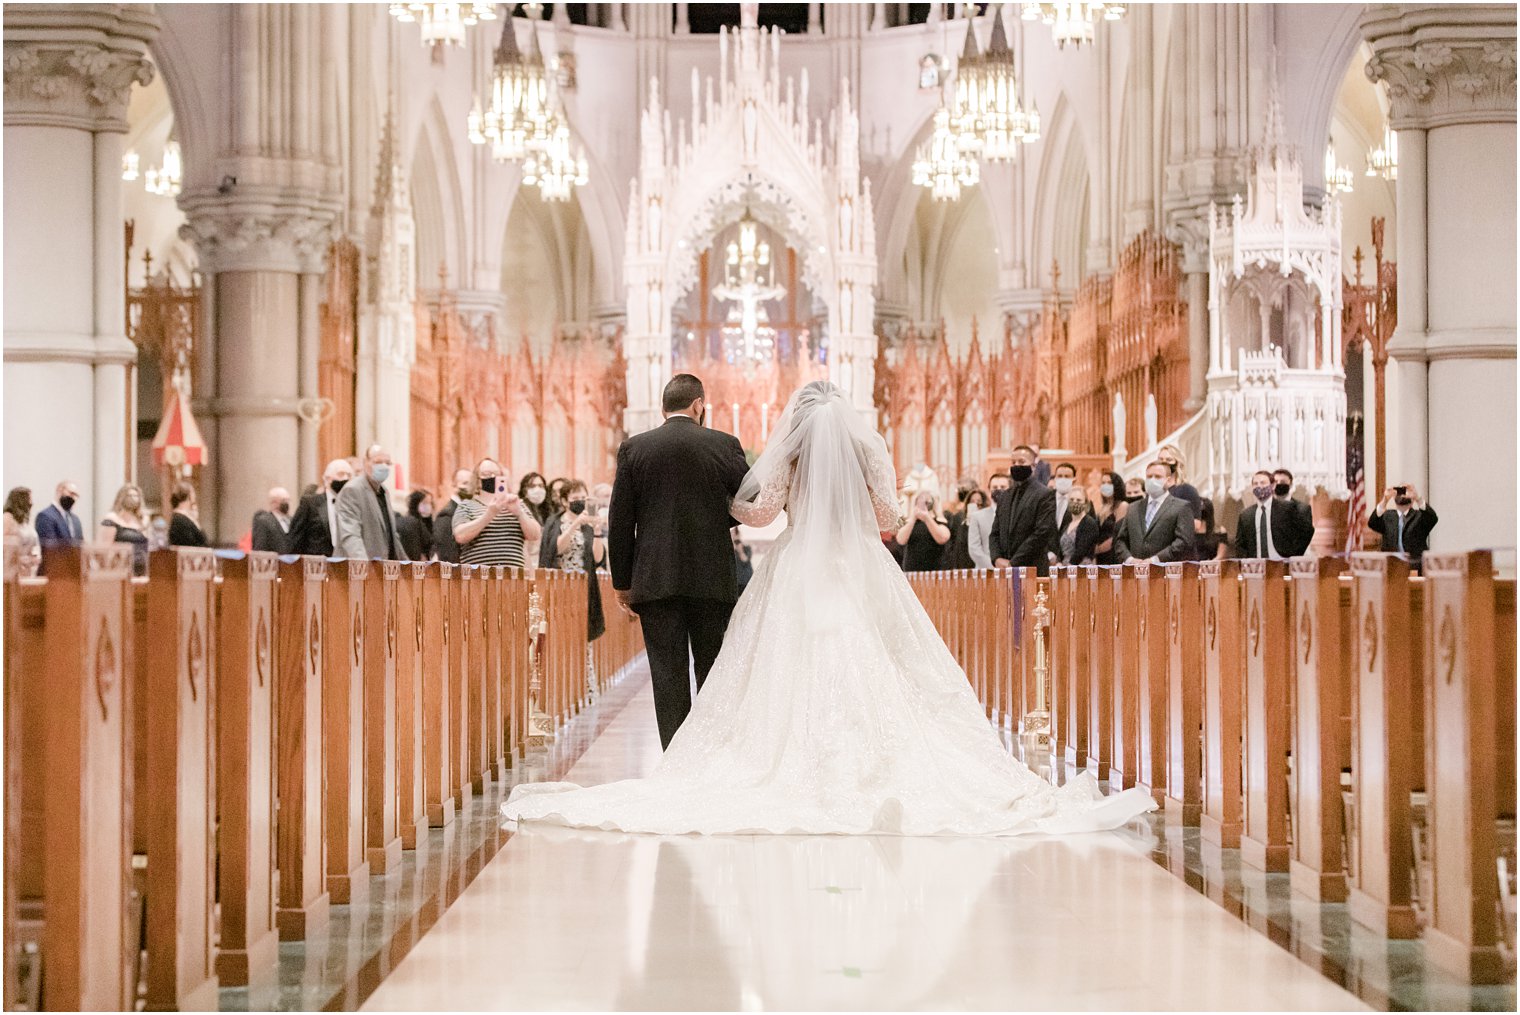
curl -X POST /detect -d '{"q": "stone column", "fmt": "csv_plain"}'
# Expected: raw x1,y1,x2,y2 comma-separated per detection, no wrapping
1364,4,1516,552
3,4,157,527
808,3,822,34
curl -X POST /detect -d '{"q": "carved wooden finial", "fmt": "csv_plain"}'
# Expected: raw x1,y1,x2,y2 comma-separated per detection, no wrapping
1352,246,1366,286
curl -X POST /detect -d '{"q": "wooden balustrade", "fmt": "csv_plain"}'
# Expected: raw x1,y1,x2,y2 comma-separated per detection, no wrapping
901,557,1514,972
2,549,641,1010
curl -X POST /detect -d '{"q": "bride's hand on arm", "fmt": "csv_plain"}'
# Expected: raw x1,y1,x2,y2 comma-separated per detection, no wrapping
730,470,788,528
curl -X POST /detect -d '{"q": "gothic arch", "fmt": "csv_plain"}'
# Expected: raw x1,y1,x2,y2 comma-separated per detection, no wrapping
1030,93,1091,287
408,97,467,285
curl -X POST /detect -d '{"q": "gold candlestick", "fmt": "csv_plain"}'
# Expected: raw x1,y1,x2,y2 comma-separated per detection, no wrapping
1019,582,1053,776
526,589,554,751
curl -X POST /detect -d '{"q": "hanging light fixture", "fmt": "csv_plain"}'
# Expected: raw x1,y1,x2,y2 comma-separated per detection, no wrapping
1021,3,1126,51
1324,138,1354,194
467,12,552,163
145,140,182,197
121,150,140,182
522,118,588,201
390,2,497,49
1365,123,1397,181
913,101,981,202
953,6,1040,163
712,209,786,372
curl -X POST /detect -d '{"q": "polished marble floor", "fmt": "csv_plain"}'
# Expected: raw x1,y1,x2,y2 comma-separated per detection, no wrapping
362,673,1371,1012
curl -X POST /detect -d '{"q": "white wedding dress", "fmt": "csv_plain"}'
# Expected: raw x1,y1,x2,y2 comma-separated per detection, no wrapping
502,382,1156,837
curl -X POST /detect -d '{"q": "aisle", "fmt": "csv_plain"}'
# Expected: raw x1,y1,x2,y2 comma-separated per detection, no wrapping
363,667,1368,1012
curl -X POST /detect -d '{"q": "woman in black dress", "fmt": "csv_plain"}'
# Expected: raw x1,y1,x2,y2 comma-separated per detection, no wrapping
97,483,150,576
895,490,951,572
1094,470,1127,564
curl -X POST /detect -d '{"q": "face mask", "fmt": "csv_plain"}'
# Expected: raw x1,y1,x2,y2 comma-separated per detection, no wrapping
331,479,348,495
991,488,1008,506
1054,477,1074,495
278,500,291,515
1253,485,1272,502
480,477,498,495
1099,483,1114,499
1274,482,1291,498
370,464,392,486
125,496,141,512
1010,464,1033,483
456,487,471,500
568,498,587,515
59,495,76,512
526,487,546,505
419,505,432,518
1070,501,1088,516
1145,478,1166,498
958,487,976,503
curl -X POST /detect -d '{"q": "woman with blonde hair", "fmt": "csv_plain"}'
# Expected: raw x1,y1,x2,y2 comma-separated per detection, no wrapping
1156,443,1202,514
97,483,149,576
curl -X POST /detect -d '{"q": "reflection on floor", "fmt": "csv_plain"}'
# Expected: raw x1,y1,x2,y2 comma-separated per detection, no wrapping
362,673,1370,1012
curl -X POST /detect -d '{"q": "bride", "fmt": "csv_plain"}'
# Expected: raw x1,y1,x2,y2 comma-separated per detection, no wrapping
502,380,1155,836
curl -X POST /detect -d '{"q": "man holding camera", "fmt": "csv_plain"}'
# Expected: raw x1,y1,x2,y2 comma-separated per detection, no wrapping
1368,482,1438,572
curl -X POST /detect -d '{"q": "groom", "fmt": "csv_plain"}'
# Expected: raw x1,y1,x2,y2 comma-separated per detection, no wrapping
608,374,751,749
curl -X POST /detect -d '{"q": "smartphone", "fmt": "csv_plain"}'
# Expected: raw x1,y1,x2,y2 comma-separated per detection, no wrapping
1394,485,1407,495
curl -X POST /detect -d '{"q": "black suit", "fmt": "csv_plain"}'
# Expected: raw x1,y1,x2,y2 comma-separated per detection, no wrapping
433,498,463,564
251,509,289,553
286,491,336,557
1233,497,1314,559
1368,504,1438,569
610,416,749,749
1115,493,1196,563
988,479,1058,576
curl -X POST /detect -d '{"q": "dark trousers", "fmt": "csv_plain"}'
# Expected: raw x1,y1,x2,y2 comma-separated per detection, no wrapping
637,595,735,749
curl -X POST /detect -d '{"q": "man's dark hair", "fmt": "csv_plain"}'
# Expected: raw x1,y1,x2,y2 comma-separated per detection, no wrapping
1054,462,1077,478
1273,467,1294,484
989,472,1010,483
663,374,706,413
170,484,194,510
1011,444,1037,458
1252,470,1274,484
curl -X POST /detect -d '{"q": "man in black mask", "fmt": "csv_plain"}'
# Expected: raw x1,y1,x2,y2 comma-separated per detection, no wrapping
251,485,293,553
989,446,1058,576
286,458,354,557
1270,468,1316,557
1368,481,1438,572
968,472,1009,569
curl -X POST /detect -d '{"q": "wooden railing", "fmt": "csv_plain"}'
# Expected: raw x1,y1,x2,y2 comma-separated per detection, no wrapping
908,553,1517,984
2,546,641,1010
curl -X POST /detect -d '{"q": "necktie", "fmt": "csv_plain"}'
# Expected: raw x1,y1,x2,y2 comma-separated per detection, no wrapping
1256,506,1265,557
1145,498,1159,530
1397,512,1405,553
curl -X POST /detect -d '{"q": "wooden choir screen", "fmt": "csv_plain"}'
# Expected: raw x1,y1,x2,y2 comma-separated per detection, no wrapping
2,547,644,1009
318,238,360,471
902,556,1516,986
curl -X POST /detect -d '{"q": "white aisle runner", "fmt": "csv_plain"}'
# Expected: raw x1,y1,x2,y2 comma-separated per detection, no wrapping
363,664,1367,1012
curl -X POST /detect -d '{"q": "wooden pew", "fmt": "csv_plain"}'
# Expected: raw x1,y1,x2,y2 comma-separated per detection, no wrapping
1047,567,1071,765
1084,565,1114,782
215,552,280,986
324,560,369,904
464,565,489,794
1011,571,1035,732
504,568,530,765
447,564,472,808
1198,559,1242,849
1131,561,1168,806
365,563,402,874
484,566,507,783
1419,551,1506,983
1108,566,1137,792
1163,562,1202,825
3,545,24,1010
1287,556,1350,903
421,564,456,827
1241,559,1291,872
143,548,219,1010
274,557,328,940
396,563,429,850
1347,553,1419,939
1062,566,1091,778
30,546,138,1009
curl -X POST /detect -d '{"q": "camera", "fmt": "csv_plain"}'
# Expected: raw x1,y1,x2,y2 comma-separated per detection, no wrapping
1394,485,1407,495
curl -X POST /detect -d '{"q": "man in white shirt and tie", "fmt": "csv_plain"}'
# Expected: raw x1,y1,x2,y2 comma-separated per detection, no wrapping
1047,462,1077,564
1234,468,1314,560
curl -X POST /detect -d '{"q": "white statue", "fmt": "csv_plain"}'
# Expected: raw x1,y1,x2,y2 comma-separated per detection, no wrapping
1143,393,1159,451
1111,393,1127,459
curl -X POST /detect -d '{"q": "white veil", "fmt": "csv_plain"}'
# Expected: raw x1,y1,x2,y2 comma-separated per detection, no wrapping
732,380,898,631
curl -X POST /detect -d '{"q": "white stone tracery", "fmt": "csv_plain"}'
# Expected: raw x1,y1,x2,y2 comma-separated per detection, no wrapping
622,3,877,433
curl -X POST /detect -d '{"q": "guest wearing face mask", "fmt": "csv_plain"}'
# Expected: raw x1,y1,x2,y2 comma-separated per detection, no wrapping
1115,461,1195,564
34,479,84,574
941,478,979,570
433,468,475,564
538,478,606,644
454,458,543,568
251,486,293,553
1271,468,1316,557
1124,476,1145,503
1234,470,1296,560
97,483,150,576
990,446,1058,575
1047,462,1079,565
1368,482,1438,572
897,490,951,572
1057,486,1100,565
397,490,437,561
519,472,551,565
288,459,355,557
1156,444,1202,515
335,444,408,561
168,484,209,547
1093,470,1128,564
967,473,1009,569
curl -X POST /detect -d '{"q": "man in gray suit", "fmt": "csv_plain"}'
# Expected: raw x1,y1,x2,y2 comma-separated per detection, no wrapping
336,443,409,561
1115,460,1195,564
967,472,1010,569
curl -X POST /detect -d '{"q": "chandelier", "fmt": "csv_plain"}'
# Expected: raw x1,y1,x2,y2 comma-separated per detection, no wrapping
953,7,1040,162
145,140,182,197
712,210,786,371
1021,3,1126,50
1324,139,1354,194
468,13,552,162
389,2,496,48
1365,123,1397,181
913,102,980,201
522,118,588,201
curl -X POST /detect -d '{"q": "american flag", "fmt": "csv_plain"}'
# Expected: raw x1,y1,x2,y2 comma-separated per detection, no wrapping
1344,432,1367,554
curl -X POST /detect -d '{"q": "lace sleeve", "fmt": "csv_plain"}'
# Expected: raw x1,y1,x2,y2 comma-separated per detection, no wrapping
864,445,903,531
730,468,789,527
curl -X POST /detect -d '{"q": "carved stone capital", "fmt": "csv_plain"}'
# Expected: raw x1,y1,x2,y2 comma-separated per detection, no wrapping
179,188,341,275
1164,211,1212,275
3,41,153,132
1362,4,1517,129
